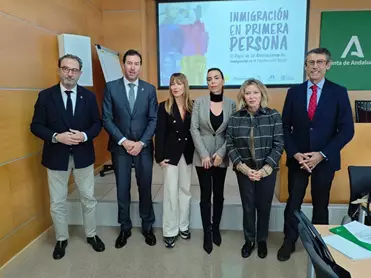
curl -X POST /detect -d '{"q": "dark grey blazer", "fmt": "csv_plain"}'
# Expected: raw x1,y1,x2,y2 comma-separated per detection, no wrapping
190,95,236,168
102,78,158,153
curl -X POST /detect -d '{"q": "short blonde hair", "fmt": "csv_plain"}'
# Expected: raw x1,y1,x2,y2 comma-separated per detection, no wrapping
237,78,269,110
165,73,193,114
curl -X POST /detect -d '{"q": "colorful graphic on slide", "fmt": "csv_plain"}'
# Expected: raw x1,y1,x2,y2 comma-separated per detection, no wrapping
159,4,209,86
158,1,308,87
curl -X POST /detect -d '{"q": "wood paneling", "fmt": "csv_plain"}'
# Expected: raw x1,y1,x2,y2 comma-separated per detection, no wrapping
84,5,104,42
87,0,102,10
0,14,58,88
146,0,157,87
0,167,13,239
148,53,158,87
102,0,141,11
0,210,51,267
8,154,49,227
94,129,109,168
103,11,143,53
330,124,371,203
307,10,322,51
0,90,42,164
140,0,148,80
0,154,52,267
146,0,157,51
0,0,102,36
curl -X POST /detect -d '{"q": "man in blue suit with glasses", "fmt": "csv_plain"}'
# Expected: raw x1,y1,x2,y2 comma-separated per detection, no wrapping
277,48,354,262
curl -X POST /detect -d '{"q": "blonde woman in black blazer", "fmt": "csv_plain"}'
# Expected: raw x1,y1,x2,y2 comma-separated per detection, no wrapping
190,68,236,254
155,73,194,248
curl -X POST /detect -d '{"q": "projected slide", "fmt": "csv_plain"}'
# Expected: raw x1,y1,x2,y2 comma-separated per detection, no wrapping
157,0,308,87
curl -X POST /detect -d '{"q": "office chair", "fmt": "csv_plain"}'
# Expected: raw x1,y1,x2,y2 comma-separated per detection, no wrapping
99,164,113,177
347,166,371,223
99,161,136,177
355,100,371,123
295,211,351,278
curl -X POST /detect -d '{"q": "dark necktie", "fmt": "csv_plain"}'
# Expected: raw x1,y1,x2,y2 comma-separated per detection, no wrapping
128,83,135,112
308,84,318,120
65,90,73,125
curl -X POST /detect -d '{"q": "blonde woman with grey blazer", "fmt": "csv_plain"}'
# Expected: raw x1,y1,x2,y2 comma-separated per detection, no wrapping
190,68,236,254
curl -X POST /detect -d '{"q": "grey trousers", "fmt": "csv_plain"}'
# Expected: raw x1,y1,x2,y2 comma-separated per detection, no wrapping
47,156,97,241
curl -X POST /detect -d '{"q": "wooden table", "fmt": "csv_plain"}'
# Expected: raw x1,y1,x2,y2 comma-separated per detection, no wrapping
308,225,371,278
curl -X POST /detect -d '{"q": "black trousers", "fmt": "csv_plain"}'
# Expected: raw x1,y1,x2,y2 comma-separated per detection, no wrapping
196,166,227,230
283,159,335,243
111,149,155,233
236,170,277,243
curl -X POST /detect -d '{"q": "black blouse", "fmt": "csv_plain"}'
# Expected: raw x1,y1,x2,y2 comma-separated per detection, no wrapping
210,110,223,131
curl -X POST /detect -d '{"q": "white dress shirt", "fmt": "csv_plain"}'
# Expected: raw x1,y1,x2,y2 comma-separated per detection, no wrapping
60,83,77,114
52,84,87,142
123,76,139,101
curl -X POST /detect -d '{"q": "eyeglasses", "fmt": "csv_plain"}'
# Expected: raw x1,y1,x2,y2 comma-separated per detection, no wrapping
60,66,80,74
306,60,327,67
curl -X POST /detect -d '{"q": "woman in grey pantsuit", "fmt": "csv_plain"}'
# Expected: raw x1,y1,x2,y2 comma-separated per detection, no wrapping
190,68,236,254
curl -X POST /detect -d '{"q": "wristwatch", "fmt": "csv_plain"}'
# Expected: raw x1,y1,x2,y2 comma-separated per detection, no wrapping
52,133,59,143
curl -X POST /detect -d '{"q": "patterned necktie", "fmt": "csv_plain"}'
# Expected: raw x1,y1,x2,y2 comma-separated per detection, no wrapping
128,83,135,112
308,84,318,120
65,90,73,124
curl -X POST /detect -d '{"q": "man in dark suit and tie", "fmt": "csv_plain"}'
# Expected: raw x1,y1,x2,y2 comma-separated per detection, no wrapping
277,48,354,261
30,54,105,260
102,49,158,247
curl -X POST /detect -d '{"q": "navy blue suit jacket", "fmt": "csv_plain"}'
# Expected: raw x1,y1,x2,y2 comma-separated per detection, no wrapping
102,78,158,153
282,79,354,171
30,84,102,170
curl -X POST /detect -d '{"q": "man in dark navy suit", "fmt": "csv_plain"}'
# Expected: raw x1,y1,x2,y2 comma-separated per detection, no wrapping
277,48,354,261
102,49,158,248
31,54,104,260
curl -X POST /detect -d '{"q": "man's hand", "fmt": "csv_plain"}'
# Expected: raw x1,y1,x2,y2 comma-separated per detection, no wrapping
294,152,312,173
56,131,80,145
69,129,85,143
122,140,135,152
212,153,223,167
201,157,212,169
128,142,143,156
302,152,324,171
159,159,170,167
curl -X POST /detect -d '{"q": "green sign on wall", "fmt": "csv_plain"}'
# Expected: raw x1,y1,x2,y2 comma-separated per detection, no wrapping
320,11,371,90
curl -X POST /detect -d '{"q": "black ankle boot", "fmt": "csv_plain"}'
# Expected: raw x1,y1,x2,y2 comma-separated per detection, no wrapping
212,224,221,246
200,203,213,254
203,226,213,254
212,199,224,246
